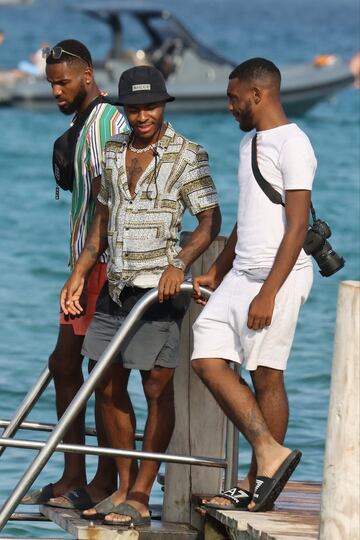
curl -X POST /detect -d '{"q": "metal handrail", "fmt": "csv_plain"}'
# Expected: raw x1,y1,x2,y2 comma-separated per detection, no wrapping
223,363,241,490
0,419,96,436
0,284,218,528
0,366,52,457
0,419,144,441
0,283,239,530
0,437,226,468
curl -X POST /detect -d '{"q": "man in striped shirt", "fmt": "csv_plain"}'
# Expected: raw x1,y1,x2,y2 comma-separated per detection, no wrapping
22,40,128,509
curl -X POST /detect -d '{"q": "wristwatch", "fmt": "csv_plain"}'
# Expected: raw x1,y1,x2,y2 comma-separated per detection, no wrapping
170,257,187,272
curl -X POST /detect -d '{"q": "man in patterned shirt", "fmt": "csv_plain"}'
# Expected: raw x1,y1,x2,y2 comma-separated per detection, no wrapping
61,66,221,526
22,40,128,509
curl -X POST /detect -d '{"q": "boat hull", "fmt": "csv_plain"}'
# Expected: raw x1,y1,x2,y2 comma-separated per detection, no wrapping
0,60,353,116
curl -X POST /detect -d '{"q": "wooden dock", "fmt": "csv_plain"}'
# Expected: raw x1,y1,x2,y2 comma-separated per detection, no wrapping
38,481,321,539
40,504,199,540
200,480,321,540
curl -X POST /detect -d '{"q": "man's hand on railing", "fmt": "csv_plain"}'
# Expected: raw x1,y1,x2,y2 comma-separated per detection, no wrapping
158,265,185,303
192,271,221,305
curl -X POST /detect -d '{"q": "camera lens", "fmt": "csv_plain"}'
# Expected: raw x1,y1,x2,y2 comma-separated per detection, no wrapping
313,241,345,277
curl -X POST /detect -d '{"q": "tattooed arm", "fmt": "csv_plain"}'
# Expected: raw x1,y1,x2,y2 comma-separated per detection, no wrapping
176,206,222,269
158,206,221,302
60,177,109,316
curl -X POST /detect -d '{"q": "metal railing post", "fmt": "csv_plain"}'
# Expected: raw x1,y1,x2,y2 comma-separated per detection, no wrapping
231,364,240,486
0,420,145,441
231,423,239,487
0,283,211,531
224,416,235,491
223,363,240,490
0,366,52,457
224,419,239,490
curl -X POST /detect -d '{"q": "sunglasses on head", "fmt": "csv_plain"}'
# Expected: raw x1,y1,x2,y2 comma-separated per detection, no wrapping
42,46,88,64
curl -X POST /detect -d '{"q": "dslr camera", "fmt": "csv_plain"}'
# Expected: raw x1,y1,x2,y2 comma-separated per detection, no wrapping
303,218,345,277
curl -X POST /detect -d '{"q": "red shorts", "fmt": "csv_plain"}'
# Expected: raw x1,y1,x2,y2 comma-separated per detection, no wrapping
59,263,107,336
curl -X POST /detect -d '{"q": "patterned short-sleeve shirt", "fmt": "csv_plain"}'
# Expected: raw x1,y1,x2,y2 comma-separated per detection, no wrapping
98,123,219,304
69,102,128,269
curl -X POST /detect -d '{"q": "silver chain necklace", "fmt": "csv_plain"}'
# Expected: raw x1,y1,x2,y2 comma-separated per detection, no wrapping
128,140,157,154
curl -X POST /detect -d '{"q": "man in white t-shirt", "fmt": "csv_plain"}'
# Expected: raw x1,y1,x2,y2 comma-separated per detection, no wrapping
191,57,317,512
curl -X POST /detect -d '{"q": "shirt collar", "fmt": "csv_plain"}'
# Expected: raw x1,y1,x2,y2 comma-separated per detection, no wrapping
157,123,175,151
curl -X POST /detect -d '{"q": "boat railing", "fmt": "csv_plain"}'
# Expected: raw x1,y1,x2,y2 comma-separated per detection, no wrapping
0,282,239,531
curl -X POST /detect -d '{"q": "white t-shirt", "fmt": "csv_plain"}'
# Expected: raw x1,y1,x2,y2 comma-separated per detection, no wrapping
233,123,317,271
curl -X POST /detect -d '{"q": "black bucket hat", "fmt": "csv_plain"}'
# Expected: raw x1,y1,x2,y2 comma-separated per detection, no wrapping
118,65,175,105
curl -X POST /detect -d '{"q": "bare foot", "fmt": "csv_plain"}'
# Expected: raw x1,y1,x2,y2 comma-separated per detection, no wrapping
38,480,85,506
202,479,253,508
247,446,293,510
104,499,150,524
82,490,127,517
255,446,292,480
48,496,70,505
50,481,85,499
48,486,97,508
48,489,106,507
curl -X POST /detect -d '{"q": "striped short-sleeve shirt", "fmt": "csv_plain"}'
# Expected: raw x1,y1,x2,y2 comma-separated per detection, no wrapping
98,123,219,305
69,102,128,269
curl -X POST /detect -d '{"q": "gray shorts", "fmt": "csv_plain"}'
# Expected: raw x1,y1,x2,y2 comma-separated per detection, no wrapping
82,283,189,371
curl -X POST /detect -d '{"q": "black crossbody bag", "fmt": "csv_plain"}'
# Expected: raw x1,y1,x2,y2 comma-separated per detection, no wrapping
52,95,107,196
250,134,344,276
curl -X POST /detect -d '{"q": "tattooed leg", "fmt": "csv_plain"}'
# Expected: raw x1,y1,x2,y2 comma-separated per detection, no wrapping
192,359,269,447
192,358,293,484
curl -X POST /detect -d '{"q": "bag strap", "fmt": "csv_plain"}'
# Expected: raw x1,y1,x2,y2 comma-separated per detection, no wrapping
70,94,106,138
251,134,316,220
54,94,109,197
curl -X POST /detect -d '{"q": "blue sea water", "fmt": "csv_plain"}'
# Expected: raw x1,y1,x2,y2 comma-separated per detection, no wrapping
0,0,359,537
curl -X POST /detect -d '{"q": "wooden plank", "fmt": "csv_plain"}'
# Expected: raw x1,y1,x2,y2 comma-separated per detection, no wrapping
40,505,139,539
40,505,199,540
163,236,228,526
162,307,192,522
188,237,228,530
200,481,320,540
209,510,319,540
162,230,193,522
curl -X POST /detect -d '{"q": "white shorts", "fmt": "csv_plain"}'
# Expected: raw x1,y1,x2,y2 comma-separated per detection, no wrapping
191,266,313,371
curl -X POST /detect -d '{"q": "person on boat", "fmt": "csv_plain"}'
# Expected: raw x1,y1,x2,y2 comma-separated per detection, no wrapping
350,51,360,88
17,41,48,77
191,57,316,512
0,30,25,82
60,65,221,526
0,36,47,82
22,39,128,510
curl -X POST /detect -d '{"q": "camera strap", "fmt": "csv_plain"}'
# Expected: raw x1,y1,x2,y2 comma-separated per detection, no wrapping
251,134,316,219
251,134,285,206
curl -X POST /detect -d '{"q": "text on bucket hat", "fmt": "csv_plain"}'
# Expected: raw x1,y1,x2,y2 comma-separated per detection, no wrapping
118,66,175,105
